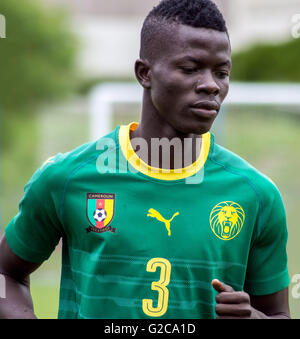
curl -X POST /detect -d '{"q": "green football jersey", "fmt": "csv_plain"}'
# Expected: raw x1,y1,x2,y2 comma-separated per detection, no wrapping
5,122,289,319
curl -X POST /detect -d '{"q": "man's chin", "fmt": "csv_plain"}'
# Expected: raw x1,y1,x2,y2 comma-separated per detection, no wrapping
179,123,213,136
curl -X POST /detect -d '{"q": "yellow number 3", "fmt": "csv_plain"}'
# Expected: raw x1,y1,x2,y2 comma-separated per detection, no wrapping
142,258,171,317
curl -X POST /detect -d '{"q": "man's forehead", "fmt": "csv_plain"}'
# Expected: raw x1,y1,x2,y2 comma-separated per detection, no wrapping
178,25,230,50
172,53,232,67
157,24,231,58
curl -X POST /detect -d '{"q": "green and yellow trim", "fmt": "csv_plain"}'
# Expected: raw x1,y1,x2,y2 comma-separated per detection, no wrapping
119,122,211,181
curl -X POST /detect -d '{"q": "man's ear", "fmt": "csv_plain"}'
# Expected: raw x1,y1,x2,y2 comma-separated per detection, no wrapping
134,59,151,89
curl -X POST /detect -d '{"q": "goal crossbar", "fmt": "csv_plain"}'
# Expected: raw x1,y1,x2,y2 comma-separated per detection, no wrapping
89,82,300,141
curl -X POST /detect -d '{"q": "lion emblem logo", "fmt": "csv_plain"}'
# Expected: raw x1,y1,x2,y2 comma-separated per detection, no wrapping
210,201,245,241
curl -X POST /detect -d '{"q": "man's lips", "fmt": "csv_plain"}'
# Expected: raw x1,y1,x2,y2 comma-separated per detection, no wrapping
191,100,220,111
190,101,220,117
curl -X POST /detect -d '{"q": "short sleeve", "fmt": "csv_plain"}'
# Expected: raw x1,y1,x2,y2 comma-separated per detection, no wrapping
5,157,63,263
244,184,289,295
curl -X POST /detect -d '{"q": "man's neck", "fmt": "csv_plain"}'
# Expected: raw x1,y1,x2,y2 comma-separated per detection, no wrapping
130,113,202,170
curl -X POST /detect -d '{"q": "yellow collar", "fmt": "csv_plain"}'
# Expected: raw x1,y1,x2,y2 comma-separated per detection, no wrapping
119,122,211,181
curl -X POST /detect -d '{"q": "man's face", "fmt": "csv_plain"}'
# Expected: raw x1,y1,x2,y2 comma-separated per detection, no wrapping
148,25,231,135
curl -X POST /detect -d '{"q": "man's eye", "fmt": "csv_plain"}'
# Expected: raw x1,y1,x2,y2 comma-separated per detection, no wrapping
180,67,197,74
216,71,229,78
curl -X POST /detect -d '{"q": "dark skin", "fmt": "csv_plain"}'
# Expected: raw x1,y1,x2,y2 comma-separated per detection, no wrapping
133,24,290,319
0,25,290,319
132,25,231,168
0,236,40,318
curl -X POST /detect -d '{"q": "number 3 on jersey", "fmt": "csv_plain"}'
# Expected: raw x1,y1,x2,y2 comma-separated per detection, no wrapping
142,258,171,317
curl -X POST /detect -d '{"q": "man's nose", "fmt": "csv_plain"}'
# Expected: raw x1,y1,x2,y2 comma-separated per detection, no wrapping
195,71,220,96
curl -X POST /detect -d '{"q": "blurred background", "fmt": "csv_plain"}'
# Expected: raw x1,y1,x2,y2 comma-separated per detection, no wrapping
0,0,300,318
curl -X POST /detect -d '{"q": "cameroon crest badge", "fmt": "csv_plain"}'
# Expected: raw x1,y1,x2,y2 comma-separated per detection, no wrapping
86,193,116,234
210,201,245,241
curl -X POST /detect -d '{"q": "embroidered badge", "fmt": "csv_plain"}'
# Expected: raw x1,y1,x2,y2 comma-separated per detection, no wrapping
86,193,116,234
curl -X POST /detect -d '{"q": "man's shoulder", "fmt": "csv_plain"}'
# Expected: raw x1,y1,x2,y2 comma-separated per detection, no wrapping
28,128,120,190
209,142,281,200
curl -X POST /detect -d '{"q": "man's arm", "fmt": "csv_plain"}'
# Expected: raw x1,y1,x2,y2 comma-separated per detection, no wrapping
212,279,290,319
250,287,290,319
0,235,42,319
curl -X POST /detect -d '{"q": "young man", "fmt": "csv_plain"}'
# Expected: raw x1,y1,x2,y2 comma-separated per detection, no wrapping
0,0,290,319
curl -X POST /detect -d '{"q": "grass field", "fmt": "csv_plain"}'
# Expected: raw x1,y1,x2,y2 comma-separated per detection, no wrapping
1,103,300,318
30,248,61,319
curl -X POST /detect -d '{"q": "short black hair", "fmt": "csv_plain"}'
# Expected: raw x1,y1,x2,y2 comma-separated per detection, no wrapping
140,0,228,61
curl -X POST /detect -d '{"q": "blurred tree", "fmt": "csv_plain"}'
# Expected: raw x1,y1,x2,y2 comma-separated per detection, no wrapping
0,0,78,112
0,0,78,229
231,38,300,82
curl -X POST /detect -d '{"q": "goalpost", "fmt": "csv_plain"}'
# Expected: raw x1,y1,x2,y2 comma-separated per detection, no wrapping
89,83,143,142
89,82,300,142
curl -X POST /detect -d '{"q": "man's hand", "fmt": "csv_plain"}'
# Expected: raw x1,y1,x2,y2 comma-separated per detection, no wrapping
211,279,267,319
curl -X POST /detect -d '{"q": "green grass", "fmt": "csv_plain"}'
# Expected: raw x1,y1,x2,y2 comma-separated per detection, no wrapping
225,107,300,317
2,105,300,318
30,246,61,319
31,284,60,319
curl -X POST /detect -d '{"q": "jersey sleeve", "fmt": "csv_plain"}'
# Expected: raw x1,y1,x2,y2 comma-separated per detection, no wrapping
243,182,289,295
5,156,63,263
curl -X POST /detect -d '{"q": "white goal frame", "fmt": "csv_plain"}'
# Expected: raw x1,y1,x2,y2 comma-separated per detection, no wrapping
89,82,300,141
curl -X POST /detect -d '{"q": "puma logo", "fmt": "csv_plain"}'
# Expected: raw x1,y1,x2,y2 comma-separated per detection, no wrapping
147,208,179,236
